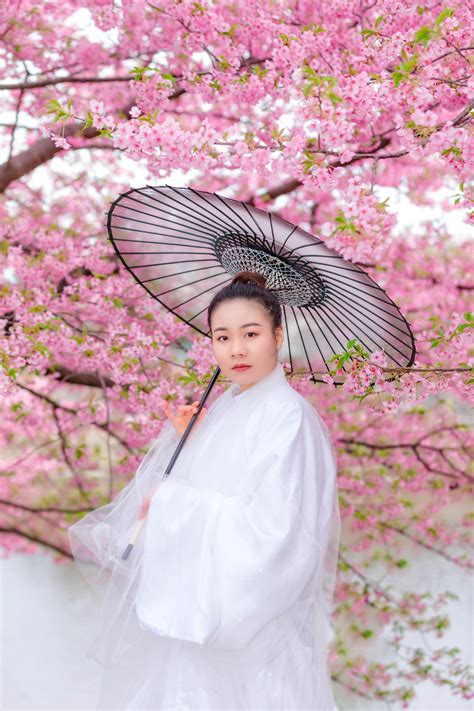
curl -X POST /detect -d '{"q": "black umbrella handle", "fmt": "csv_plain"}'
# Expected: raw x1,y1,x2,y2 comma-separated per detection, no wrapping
121,365,222,560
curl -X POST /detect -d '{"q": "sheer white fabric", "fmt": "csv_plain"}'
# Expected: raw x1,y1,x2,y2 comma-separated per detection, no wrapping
68,362,340,710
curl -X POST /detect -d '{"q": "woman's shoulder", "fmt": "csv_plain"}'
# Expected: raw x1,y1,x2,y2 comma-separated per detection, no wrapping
260,381,331,441
245,381,315,433
267,379,316,414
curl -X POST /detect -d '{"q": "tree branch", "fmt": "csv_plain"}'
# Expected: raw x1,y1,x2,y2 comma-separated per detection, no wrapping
0,526,72,558
0,75,133,90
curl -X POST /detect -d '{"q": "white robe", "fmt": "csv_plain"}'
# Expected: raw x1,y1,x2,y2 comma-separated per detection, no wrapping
69,361,340,710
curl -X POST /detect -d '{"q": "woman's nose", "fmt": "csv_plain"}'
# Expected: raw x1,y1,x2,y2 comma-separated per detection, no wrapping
231,343,246,355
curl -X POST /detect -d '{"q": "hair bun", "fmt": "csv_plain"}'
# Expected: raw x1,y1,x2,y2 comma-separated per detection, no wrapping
231,271,267,289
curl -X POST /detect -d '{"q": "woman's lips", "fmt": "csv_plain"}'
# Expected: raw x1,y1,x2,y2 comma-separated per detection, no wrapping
232,365,251,371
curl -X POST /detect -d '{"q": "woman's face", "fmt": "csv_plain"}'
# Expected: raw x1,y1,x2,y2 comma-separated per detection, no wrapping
210,298,284,392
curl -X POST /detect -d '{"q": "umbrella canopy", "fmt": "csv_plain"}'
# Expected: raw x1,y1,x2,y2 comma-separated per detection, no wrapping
106,185,416,384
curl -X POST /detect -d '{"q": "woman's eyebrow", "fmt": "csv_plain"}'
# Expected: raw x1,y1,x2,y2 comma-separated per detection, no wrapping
213,322,262,332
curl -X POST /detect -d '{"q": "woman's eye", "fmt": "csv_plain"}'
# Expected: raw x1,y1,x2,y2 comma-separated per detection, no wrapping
217,332,257,342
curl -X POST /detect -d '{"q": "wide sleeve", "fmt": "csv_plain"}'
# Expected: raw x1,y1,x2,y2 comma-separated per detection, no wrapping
134,403,322,650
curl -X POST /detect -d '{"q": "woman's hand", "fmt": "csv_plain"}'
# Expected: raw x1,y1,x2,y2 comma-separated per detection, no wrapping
160,399,207,437
139,484,160,520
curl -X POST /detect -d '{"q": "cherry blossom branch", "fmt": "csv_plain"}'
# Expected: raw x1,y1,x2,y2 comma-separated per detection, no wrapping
0,499,94,514
0,75,133,90
340,426,472,483
0,99,134,193
381,522,474,568
51,408,91,505
14,382,134,454
0,526,72,558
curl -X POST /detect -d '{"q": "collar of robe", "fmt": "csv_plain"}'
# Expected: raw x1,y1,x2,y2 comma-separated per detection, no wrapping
229,361,287,404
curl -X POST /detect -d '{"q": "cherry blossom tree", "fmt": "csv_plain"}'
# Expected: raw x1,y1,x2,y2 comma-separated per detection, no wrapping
0,0,472,705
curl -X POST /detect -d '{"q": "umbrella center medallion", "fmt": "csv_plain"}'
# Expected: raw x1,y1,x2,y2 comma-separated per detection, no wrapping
215,234,327,307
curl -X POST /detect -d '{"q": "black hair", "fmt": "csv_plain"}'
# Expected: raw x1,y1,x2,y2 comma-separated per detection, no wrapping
208,271,282,334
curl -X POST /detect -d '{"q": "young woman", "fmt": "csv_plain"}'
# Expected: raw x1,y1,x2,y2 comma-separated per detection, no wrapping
68,270,340,710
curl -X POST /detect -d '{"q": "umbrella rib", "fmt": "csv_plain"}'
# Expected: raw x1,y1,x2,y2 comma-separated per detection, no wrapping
129,257,217,266
288,305,315,375
110,236,193,245
268,212,277,253
281,305,295,374
126,189,224,236
111,212,213,245
306,305,352,362
285,239,326,258
322,273,407,311
192,187,272,252
119,251,211,255
144,269,228,297
299,307,339,375
219,194,264,239
110,225,212,246
112,204,218,241
163,184,247,234
195,188,260,238
327,295,410,364
186,301,221,330
298,253,358,259
328,286,406,324
140,264,224,285
276,224,299,256
290,252,367,275
171,274,233,309
329,291,412,343
239,200,270,245
165,185,246,236
319,270,385,292
319,298,383,360
115,239,213,251
323,280,407,323
139,187,236,237
327,289,412,341
127,253,213,268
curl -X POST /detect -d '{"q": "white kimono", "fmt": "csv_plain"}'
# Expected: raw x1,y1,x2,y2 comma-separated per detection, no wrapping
68,361,340,711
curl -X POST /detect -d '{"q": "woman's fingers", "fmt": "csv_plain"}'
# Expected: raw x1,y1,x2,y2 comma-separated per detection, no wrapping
161,400,207,418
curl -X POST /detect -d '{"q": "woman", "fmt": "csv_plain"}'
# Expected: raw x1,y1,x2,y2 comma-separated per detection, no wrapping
68,271,340,710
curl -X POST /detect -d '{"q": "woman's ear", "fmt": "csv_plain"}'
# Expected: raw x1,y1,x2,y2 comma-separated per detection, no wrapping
275,326,284,351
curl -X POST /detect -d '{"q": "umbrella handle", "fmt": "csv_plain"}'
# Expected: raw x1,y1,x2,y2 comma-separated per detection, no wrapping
120,482,161,560
122,517,147,561
121,365,222,561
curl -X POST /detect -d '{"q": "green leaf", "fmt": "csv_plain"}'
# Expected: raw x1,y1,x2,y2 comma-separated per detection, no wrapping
327,91,342,106
220,23,238,37
413,25,432,46
435,7,455,25
45,99,63,115
396,559,408,568
82,110,94,129
301,22,325,34
192,2,207,14
75,444,85,460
